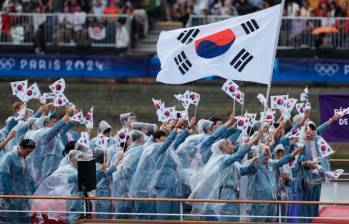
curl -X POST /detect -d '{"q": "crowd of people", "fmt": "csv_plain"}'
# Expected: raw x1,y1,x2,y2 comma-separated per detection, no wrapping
0,0,145,54
0,88,344,223
156,0,349,24
1,0,349,53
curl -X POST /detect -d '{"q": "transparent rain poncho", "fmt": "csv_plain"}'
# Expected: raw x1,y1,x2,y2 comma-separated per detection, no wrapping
188,154,241,217
111,131,145,207
31,150,83,222
128,131,177,198
150,144,185,198
175,134,208,185
128,142,163,198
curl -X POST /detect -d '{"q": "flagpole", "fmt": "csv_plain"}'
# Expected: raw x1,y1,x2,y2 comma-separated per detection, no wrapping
194,102,199,117
233,97,236,115
262,0,285,123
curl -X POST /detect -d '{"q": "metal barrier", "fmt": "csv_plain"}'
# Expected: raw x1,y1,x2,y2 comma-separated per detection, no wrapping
186,15,349,50
1,195,349,223
0,12,146,48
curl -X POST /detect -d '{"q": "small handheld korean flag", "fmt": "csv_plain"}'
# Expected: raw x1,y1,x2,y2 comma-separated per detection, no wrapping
152,98,164,111
156,4,282,84
285,128,302,139
260,110,275,122
160,106,176,122
221,79,239,99
96,134,108,150
270,95,288,110
53,93,69,107
25,83,41,101
316,137,335,158
71,111,84,124
152,98,165,121
326,169,344,180
235,89,245,105
295,103,305,115
174,94,190,110
244,112,257,126
286,98,297,112
11,80,28,96
116,129,128,144
49,78,66,94
235,116,249,130
84,106,94,129
187,91,200,106
77,132,90,149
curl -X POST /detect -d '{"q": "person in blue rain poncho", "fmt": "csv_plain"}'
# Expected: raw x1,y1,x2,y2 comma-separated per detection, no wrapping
111,130,146,219
29,106,75,184
95,149,123,219
188,126,263,221
275,109,342,222
32,150,85,223
297,112,342,222
248,142,301,223
0,139,36,223
90,120,115,150
0,103,25,158
128,118,181,220
4,102,48,154
175,119,214,173
151,117,197,220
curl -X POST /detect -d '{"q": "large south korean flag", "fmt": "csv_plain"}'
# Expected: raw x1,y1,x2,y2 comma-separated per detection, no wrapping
156,4,282,85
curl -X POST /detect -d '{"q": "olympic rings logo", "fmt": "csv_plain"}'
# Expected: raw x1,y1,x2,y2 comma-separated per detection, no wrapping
0,58,16,70
314,63,339,76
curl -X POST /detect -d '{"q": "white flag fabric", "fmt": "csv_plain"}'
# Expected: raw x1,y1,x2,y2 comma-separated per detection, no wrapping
77,132,90,149
159,106,176,122
115,129,128,144
71,111,84,123
53,93,69,107
95,134,109,150
286,98,297,112
84,106,94,129
235,89,245,105
221,79,239,99
174,93,190,110
316,137,335,158
11,80,27,96
244,112,257,126
260,110,275,122
270,95,288,110
295,103,305,115
25,82,41,101
235,116,249,130
156,4,282,84
49,78,66,94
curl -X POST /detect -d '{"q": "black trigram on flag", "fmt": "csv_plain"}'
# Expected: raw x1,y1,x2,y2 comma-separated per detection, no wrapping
241,19,259,35
177,28,200,44
230,49,254,72
174,51,192,75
